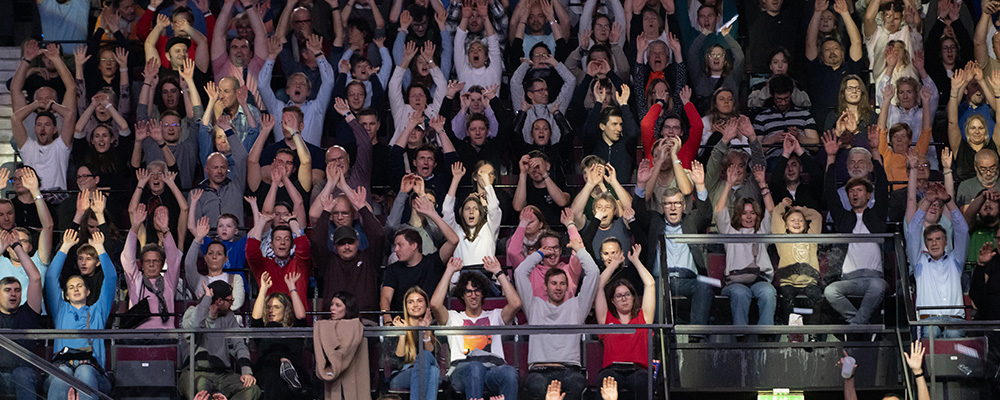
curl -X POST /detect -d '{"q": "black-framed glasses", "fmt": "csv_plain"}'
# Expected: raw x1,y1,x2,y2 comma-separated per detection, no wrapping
76,174,94,180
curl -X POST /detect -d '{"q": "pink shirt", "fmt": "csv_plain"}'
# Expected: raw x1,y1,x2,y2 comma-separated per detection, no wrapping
121,231,182,329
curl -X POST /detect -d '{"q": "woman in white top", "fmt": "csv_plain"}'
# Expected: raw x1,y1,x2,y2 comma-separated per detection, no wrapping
443,161,502,268
716,163,776,326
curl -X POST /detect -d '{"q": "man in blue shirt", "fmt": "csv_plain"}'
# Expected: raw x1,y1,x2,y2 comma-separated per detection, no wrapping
910,184,969,339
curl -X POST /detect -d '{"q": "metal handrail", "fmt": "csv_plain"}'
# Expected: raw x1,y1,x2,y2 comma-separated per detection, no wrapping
0,336,114,400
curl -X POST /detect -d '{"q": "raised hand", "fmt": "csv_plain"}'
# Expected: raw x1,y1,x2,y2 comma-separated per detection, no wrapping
91,190,107,214
347,186,368,210
690,160,705,186
131,203,148,230
62,228,80,249
194,215,211,239
545,379,565,400
284,270,302,289
637,158,652,185
73,45,90,68
260,113,275,133
412,195,436,216
451,161,466,179
980,242,996,265
260,271,273,293
22,39,40,61
153,206,170,233
306,33,324,56
420,41,437,64
267,34,285,58
446,80,466,98
114,47,129,68
905,341,925,374
19,168,39,194
615,84,630,105
429,114,447,133
753,164,766,186
882,82,895,103
610,21,623,43
822,130,839,156
155,13,171,29
600,376,618,400
942,147,953,170
400,10,413,30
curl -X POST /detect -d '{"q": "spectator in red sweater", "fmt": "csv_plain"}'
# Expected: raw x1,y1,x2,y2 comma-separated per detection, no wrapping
246,203,311,310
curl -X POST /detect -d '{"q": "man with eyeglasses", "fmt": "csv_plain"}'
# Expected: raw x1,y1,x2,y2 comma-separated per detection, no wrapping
311,187,383,321
430,255,522,400
803,0,863,129
511,45,576,148
137,112,202,189
634,163,713,339
180,280,260,400
958,149,1000,210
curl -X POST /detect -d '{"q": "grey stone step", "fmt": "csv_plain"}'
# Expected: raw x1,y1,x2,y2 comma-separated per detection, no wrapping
0,47,22,59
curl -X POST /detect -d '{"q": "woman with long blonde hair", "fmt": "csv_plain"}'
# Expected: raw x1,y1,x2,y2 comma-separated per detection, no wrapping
388,287,440,399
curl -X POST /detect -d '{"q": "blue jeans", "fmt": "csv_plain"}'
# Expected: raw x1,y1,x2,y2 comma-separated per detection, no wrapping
450,362,518,400
723,281,776,325
46,363,111,400
389,350,439,400
824,277,888,324
668,273,713,325
0,365,38,400
920,316,966,339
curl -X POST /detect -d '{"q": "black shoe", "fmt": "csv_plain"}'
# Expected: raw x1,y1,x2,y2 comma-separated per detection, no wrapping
280,359,302,389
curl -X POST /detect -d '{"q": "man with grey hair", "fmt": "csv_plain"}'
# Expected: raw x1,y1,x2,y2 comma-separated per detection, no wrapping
838,146,876,210
957,149,1000,210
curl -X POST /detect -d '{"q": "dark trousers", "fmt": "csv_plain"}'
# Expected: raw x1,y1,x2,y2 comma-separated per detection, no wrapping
523,366,585,400
598,365,649,400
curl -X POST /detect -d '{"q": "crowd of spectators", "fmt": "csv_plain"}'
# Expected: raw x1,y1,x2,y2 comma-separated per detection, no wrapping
1,0,999,398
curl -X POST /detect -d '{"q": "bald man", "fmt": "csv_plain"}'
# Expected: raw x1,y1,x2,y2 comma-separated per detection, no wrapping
191,152,246,226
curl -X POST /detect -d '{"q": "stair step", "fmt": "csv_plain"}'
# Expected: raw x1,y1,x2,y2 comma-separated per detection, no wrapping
0,47,22,59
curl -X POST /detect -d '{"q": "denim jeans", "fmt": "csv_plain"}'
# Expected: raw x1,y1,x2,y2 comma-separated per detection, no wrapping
0,365,37,400
668,272,713,325
449,361,518,400
46,363,111,400
389,350,439,400
523,367,585,400
919,316,966,339
824,277,888,324
598,366,649,400
722,281,776,325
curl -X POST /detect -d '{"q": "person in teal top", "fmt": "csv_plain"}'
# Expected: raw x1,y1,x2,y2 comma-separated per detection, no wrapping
44,229,116,400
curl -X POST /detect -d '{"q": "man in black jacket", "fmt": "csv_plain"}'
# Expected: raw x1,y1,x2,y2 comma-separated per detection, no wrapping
634,161,713,331
821,131,890,325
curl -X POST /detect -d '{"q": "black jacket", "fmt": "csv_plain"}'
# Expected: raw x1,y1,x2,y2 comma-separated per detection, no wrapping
824,159,889,234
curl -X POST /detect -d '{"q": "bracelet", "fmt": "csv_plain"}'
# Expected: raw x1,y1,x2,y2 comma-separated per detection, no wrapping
549,20,556,25
22,57,30,64
913,372,924,379
422,334,432,342
943,169,952,174
119,68,129,72
158,142,167,148
673,160,682,164
314,52,323,58
536,250,545,258
541,173,550,180
33,194,43,201
290,288,297,292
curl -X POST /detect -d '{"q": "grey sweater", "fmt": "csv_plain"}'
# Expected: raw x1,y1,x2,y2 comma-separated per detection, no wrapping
515,249,599,367
181,295,253,375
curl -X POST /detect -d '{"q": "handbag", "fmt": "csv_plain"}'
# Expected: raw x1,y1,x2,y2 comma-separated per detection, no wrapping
117,297,152,330
725,243,765,285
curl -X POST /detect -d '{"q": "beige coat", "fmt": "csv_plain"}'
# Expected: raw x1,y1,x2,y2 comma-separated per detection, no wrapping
314,319,371,400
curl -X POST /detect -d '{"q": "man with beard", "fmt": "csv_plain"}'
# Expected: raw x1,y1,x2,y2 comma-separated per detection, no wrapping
508,0,570,61
11,85,76,197
804,0,864,129
0,225,49,309
212,0,267,90
958,149,1000,209
9,41,75,146
180,280,260,399
390,116,460,205
822,131,890,325
259,33,335,146
516,236,599,400
136,59,203,189
311,187,384,318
